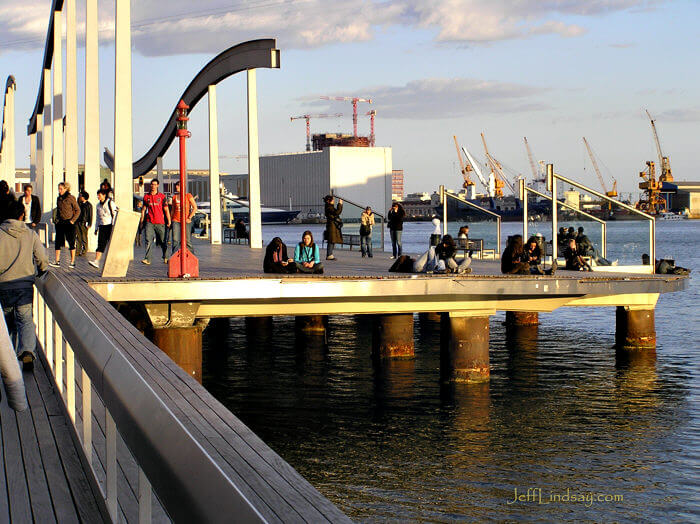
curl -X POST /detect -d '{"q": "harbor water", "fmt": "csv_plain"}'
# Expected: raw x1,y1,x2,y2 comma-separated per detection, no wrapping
202,220,699,521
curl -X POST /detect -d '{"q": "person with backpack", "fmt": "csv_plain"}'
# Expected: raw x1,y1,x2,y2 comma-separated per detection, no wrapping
49,182,81,268
89,189,117,268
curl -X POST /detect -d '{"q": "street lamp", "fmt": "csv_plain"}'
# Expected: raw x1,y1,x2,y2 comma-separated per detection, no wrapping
168,99,199,278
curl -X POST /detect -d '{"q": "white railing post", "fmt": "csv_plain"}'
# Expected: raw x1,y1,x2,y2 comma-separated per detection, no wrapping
208,85,222,245
66,341,75,422
106,410,118,521
55,326,64,395
138,469,152,523
82,369,92,468
45,304,53,368
548,164,557,261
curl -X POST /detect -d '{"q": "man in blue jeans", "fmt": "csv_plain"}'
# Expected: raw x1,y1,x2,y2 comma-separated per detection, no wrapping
0,201,49,371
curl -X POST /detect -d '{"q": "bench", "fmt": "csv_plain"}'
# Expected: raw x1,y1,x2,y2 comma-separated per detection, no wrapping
322,232,361,250
223,228,249,244
456,238,484,259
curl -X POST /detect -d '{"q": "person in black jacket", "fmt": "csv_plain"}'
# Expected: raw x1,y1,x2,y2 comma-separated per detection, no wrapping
0,180,16,223
263,237,295,273
324,195,343,260
76,191,93,256
435,234,472,274
501,235,530,275
20,184,42,229
387,201,405,259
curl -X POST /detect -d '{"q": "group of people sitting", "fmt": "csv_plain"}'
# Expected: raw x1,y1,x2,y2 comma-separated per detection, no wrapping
501,235,557,275
263,231,325,274
558,226,613,267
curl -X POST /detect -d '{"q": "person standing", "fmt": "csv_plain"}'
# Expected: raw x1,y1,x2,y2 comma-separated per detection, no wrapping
89,189,117,269
76,191,93,257
49,182,80,268
0,201,49,370
324,194,343,261
360,206,375,258
171,181,197,255
140,179,171,265
0,180,16,223
21,184,42,230
387,201,405,259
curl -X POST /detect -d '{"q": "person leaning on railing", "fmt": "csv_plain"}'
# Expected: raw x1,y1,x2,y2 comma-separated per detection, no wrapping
0,200,49,371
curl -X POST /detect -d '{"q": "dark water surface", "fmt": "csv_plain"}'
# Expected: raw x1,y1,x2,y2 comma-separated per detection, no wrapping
202,220,699,521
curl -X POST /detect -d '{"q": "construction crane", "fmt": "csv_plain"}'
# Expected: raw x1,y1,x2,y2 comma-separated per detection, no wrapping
366,110,376,147
320,96,372,137
582,137,617,198
523,137,538,180
290,113,343,151
480,133,512,197
645,109,673,182
453,136,476,198
462,146,493,197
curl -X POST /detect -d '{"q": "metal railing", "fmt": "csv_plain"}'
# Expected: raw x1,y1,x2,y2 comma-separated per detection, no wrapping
546,164,655,272
33,272,268,522
439,185,501,258
329,192,385,252
519,179,607,259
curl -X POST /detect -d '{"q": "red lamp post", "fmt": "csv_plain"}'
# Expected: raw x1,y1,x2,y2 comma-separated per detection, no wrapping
168,100,199,278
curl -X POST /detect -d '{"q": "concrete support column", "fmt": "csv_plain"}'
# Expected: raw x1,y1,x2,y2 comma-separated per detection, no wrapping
419,312,442,323
114,0,134,227
208,85,222,244
295,315,327,334
505,311,539,327
64,0,79,192
247,69,262,249
42,69,53,220
52,9,64,192
372,313,414,360
152,326,203,383
84,0,100,252
440,312,491,383
616,306,656,349
245,316,272,333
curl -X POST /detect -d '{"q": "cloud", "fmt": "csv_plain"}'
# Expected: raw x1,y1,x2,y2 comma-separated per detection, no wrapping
656,108,700,123
609,42,636,48
0,0,665,56
304,77,550,119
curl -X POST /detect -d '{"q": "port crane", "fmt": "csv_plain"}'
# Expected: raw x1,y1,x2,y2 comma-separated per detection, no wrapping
461,146,494,197
523,137,539,179
453,136,476,199
646,109,673,182
320,96,372,137
481,132,514,197
290,113,343,151
582,137,617,214
637,161,667,214
366,110,376,147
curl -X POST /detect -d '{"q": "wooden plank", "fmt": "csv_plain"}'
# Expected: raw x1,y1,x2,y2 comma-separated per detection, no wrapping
23,366,80,523
77,285,340,522
14,383,57,523
0,383,11,521
33,356,110,523
0,393,32,522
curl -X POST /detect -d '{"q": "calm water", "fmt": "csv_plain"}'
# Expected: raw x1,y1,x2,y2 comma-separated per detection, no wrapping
202,220,699,521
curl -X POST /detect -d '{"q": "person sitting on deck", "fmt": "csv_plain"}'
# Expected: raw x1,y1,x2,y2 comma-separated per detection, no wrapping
525,236,542,273
264,237,296,274
501,235,530,275
294,230,324,274
576,226,614,266
234,219,248,241
457,225,474,257
563,238,591,271
435,234,472,274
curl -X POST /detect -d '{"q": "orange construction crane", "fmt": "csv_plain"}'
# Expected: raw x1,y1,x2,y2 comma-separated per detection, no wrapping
453,136,475,195
480,133,509,198
290,113,343,151
320,96,372,137
636,161,666,214
582,137,618,197
646,109,673,182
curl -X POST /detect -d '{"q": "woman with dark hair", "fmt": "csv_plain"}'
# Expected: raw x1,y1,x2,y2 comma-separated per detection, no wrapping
0,180,16,223
435,234,471,274
294,230,324,274
501,234,530,275
263,237,295,273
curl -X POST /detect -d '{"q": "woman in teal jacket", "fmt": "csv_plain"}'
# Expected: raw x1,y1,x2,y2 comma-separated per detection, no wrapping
294,230,324,274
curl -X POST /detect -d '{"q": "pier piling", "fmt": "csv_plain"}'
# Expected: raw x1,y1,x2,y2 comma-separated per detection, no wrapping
372,314,414,359
295,315,328,334
441,313,490,383
505,311,539,327
153,326,204,383
616,306,656,349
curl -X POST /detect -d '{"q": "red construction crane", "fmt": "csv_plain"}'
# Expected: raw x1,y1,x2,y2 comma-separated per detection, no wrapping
290,113,343,151
366,110,376,146
320,96,372,137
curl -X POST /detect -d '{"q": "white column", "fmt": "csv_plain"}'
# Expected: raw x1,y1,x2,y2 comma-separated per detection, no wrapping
113,0,134,216
30,133,37,187
6,83,15,190
36,114,44,206
208,85,222,244
84,0,100,252
42,69,53,218
64,0,78,193
247,69,262,249
52,9,64,196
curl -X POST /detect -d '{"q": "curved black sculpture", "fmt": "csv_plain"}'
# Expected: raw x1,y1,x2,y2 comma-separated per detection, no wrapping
129,38,280,178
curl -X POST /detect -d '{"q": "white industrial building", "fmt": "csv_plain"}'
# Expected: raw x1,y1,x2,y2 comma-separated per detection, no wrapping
228,147,393,217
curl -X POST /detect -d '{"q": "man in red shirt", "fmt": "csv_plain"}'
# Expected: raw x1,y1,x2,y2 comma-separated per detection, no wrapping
171,181,198,256
139,179,171,265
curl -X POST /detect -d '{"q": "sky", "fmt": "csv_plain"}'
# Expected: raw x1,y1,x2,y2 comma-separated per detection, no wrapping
0,0,698,197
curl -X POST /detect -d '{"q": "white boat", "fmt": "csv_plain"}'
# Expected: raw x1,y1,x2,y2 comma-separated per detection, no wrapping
659,212,688,221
